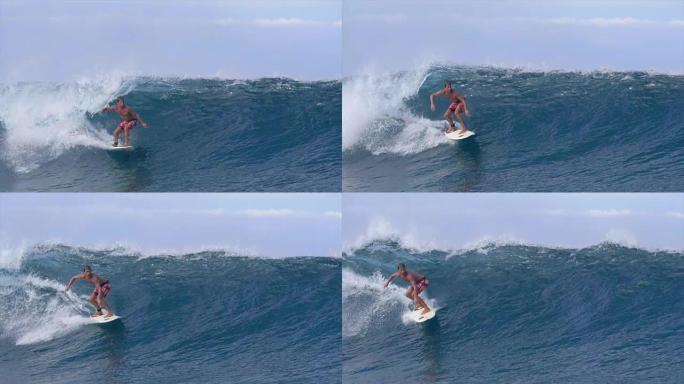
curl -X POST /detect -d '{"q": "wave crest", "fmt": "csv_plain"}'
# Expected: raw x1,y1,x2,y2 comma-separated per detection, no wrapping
0,74,136,172
342,65,450,155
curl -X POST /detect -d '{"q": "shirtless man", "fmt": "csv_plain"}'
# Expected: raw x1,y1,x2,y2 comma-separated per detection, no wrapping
430,80,471,134
65,266,115,318
101,97,149,147
384,263,431,314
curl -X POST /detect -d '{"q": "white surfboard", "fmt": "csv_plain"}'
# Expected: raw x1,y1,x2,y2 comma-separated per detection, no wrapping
445,130,476,140
90,314,121,324
410,308,437,323
109,145,133,151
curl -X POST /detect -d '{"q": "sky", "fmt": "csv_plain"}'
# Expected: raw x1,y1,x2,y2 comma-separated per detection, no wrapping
343,193,684,251
343,0,684,75
0,0,341,82
0,193,341,257
3,1,680,81
3,193,683,258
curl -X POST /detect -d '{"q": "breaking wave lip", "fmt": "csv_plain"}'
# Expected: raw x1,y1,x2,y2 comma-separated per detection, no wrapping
0,74,139,173
0,242,305,272
343,230,541,257
0,272,95,345
342,63,451,155
427,61,684,76
343,234,683,259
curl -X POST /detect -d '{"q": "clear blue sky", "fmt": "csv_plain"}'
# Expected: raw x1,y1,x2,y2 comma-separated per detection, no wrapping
343,193,684,251
0,193,341,258
0,0,341,82
343,0,684,75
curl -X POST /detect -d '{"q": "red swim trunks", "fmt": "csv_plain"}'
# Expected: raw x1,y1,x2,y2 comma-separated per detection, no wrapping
415,278,429,294
93,281,111,298
117,120,137,130
448,100,463,112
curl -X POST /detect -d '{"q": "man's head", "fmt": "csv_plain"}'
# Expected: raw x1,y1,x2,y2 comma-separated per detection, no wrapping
397,263,407,274
116,97,125,107
83,265,92,275
444,80,453,90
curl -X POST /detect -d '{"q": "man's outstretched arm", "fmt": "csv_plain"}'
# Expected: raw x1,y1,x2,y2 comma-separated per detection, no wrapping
430,89,445,111
133,110,149,128
383,272,398,288
65,273,84,292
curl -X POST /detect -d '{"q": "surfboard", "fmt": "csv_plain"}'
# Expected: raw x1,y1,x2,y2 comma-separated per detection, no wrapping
90,314,121,324
109,145,133,151
410,308,437,323
444,130,476,140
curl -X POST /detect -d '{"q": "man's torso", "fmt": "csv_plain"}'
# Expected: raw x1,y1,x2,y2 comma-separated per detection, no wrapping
85,273,105,287
447,89,461,102
400,271,425,283
116,106,136,121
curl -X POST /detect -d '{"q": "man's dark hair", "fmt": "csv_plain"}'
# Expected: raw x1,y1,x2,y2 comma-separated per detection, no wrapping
397,263,406,271
84,265,92,272
116,97,125,103
444,80,452,87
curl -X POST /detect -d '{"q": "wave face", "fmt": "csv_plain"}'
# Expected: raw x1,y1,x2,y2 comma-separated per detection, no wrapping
0,245,341,384
0,76,341,191
342,65,684,191
343,240,684,383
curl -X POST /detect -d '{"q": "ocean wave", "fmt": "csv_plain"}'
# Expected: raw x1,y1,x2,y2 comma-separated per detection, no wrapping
0,245,340,383
343,240,684,382
0,76,341,191
342,63,684,191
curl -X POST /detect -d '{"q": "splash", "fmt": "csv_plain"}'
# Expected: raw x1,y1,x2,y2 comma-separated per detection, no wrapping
342,268,437,338
0,74,135,172
342,64,450,155
0,273,91,345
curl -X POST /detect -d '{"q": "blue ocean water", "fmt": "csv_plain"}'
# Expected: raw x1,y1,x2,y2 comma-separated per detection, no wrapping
343,240,684,383
0,245,341,384
0,77,341,191
342,65,684,191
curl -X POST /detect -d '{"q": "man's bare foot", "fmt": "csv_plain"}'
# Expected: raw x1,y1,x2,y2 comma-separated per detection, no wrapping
421,307,430,315
91,310,103,317
458,128,468,134
104,313,114,318
113,142,118,147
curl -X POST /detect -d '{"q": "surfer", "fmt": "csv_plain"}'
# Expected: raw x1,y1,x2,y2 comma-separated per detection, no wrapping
100,97,149,147
64,266,115,318
430,80,471,134
384,263,431,314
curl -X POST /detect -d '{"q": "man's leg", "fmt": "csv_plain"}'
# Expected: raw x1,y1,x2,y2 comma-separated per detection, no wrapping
444,109,456,133
113,126,122,146
415,295,431,314
97,295,115,318
88,292,102,316
405,287,414,300
123,126,130,146
455,105,468,133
